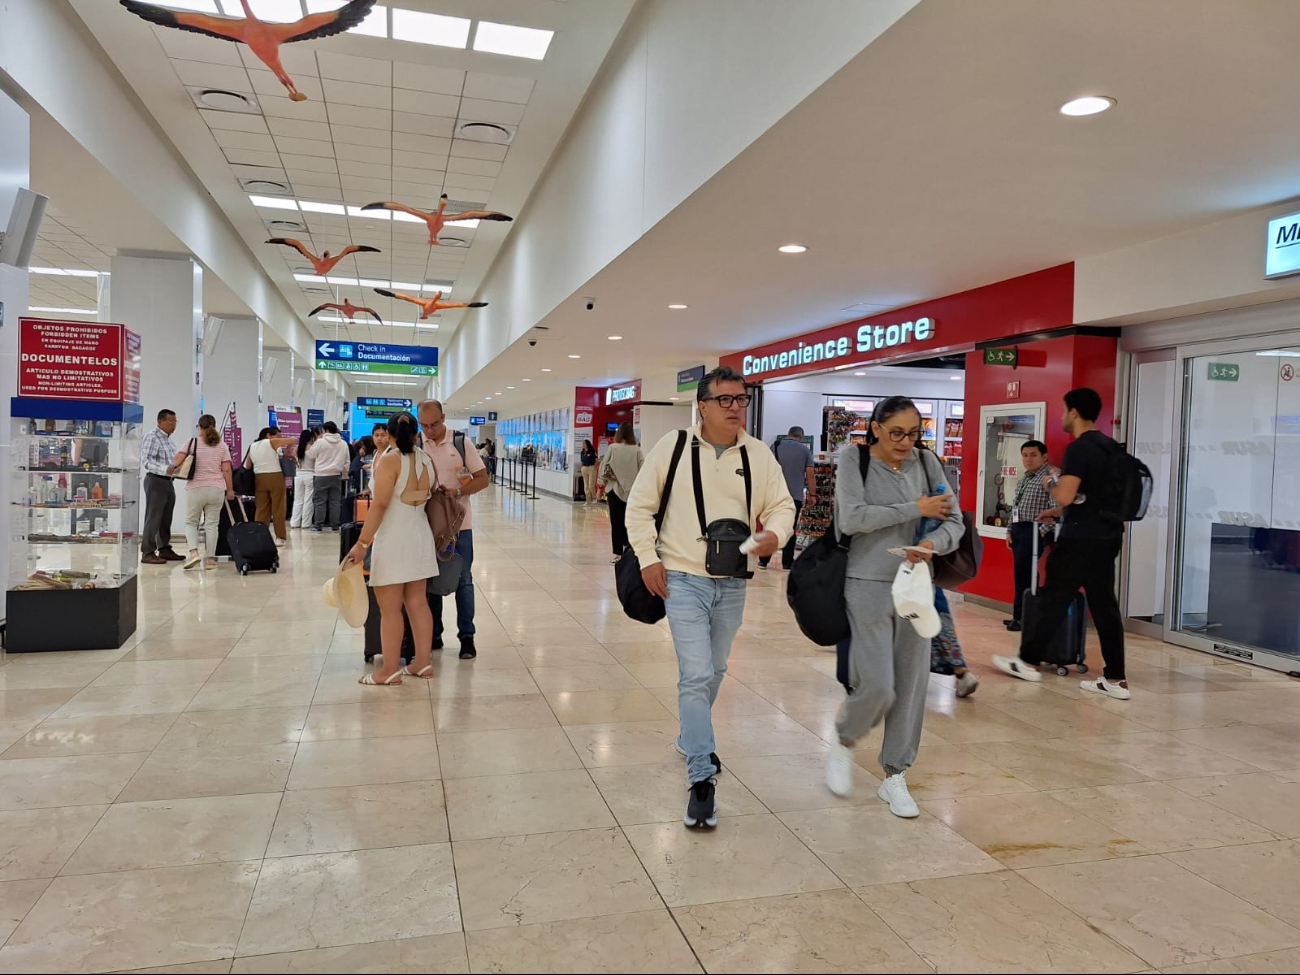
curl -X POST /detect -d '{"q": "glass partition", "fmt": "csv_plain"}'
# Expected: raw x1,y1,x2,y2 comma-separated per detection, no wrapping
975,403,1045,539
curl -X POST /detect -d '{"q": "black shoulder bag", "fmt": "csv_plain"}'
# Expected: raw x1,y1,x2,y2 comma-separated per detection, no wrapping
691,436,753,579
615,430,689,624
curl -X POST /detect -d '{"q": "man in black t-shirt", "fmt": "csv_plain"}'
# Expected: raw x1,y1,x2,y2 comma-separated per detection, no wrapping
993,387,1131,699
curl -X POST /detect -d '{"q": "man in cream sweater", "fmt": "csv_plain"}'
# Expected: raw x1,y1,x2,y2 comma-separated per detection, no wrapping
626,367,796,829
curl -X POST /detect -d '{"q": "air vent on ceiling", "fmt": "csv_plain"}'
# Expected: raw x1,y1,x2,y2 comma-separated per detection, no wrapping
240,177,291,195
302,287,331,295
268,219,306,232
457,121,514,145
436,236,469,247
187,86,261,114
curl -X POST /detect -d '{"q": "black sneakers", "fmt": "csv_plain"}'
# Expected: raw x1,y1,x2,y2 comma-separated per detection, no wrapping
684,778,717,830
459,638,477,660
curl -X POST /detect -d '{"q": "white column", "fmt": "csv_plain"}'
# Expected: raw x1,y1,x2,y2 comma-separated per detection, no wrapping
109,253,202,533
201,316,261,435
0,89,32,623
262,347,293,414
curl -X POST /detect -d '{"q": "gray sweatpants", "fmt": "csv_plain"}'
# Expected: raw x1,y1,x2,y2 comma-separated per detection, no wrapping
836,578,930,775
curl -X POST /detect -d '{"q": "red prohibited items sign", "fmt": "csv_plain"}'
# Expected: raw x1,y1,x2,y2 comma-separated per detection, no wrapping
18,318,142,403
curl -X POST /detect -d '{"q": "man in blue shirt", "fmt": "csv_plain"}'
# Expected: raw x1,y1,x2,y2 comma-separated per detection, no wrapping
760,426,816,570
140,409,183,564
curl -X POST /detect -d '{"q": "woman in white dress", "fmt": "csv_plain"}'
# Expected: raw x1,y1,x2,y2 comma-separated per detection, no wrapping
344,412,438,685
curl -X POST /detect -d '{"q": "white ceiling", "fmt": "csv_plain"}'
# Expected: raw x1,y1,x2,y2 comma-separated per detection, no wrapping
444,0,1300,414
63,0,635,389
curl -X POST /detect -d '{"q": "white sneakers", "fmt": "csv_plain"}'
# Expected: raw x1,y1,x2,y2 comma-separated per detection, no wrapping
1081,677,1132,700
826,742,855,797
954,671,980,698
877,773,920,818
992,655,1042,682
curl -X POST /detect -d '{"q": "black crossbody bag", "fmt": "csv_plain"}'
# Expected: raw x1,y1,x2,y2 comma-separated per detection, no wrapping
691,436,754,579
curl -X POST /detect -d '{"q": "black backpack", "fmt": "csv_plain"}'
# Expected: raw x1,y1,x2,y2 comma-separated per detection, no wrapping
1098,442,1153,523
785,445,870,646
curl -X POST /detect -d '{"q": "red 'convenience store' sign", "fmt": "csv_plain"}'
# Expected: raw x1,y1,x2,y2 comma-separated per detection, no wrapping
18,318,142,403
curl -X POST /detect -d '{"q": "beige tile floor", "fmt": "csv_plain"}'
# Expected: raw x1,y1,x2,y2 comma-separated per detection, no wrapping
1,487,1299,973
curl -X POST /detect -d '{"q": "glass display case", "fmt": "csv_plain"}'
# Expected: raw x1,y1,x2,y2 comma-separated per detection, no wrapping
976,402,1045,540
8,408,142,652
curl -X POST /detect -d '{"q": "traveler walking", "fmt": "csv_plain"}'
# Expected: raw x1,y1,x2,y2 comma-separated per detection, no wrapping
245,427,293,544
625,367,795,830
419,399,490,659
760,426,816,570
344,412,437,685
601,422,643,562
580,438,599,505
993,387,1132,699
175,414,234,570
1004,440,1060,631
289,428,319,529
931,588,978,697
139,408,184,564
308,421,351,532
824,396,963,816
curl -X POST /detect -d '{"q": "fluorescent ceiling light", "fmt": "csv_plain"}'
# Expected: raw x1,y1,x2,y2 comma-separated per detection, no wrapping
568,354,581,359
392,210,423,223
357,378,421,386
444,217,480,229
221,0,303,20
668,303,688,310
358,278,389,288
540,368,552,372
853,372,866,376
306,0,387,36
506,386,515,389
391,8,470,48
298,200,346,215
347,205,388,220
950,375,962,380
294,273,327,283
522,378,531,381
326,276,360,286
250,194,299,210
1059,95,1115,117
778,243,807,254
473,21,554,60
608,335,623,341
29,307,97,315
29,267,101,277
161,0,220,12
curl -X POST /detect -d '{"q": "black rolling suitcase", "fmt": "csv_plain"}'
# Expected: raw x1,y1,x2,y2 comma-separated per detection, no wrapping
215,497,258,558
224,500,279,575
1020,526,1088,676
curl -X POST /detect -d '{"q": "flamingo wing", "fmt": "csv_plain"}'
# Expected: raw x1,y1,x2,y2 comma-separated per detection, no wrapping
446,209,514,224
466,301,488,308
338,245,382,258
119,0,247,41
361,201,433,222
271,0,378,43
266,237,316,261
308,303,343,317
357,306,385,325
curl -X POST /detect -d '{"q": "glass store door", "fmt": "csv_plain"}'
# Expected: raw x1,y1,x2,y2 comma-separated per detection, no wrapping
1122,353,1175,636
1172,343,1300,670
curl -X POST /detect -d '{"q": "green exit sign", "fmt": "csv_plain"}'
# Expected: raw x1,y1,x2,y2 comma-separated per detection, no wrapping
983,347,1018,367
1207,362,1239,382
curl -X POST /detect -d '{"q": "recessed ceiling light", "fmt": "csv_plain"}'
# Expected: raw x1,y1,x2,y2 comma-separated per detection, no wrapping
458,121,514,144
249,194,298,210
778,244,808,254
607,335,623,341
506,386,515,389
950,375,962,381
472,21,554,60
298,200,346,215
568,354,581,359
164,0,220,12
541,368,552,372
29,267,100,277
29,307,97,315
668,303,688,310
522,378,531,381
485,396,493,400
306,0,387,36
853,372,866,376
220,0,300,20
1059,95,1115,117
391,8,470,48
669,396,680,401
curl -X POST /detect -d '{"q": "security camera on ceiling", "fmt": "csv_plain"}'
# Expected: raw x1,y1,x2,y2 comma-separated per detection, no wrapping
583,297,595,311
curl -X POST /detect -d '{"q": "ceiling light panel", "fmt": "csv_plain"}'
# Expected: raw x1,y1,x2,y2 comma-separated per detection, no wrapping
391,9,471,49
306,1,388,36
473,21,554,60
220,1,306,23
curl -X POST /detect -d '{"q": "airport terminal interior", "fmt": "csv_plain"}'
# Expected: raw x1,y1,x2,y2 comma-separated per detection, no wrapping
2,1,1300,973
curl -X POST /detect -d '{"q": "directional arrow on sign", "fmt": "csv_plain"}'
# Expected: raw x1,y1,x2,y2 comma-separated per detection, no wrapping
318,343,335,358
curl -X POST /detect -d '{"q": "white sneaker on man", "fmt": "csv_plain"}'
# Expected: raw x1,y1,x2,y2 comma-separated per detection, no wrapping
877,772,920,818
826,741,855,797
1081,677,1131,700
992,654,1042,682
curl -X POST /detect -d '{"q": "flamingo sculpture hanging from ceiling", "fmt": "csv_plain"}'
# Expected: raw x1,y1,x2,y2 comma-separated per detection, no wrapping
119,0,377,102
374,288,487,320
309,299,384,326
266,238,381,276
361,195,513,246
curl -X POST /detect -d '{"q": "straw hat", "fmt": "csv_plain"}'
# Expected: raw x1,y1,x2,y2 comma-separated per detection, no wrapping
323,559,368,628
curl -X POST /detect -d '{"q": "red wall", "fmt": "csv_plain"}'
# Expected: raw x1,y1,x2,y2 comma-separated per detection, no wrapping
960,333,1118,604
574,386,638,444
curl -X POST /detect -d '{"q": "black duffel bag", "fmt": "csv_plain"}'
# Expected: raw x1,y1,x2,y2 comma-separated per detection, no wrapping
615,430,688,624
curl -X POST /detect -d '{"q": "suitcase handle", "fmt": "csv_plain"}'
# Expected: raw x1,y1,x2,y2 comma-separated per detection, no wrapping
1029,522,1061,595
225,499,250,525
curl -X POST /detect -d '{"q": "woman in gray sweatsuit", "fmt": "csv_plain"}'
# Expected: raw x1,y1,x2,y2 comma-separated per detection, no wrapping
826,396,963,817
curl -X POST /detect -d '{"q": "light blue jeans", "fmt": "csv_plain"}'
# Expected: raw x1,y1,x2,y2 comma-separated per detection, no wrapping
664,570,747,784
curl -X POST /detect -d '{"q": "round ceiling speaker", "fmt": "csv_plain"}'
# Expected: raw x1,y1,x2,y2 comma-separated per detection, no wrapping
198,89,254,112
436,236,469,247
458,121,512,144
244,179,291,194
270,219,306,232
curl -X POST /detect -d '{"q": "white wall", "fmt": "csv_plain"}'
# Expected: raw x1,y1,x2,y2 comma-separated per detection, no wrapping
442,0,918,395
0,88,30,616
201,317,260,432
637,404,693,455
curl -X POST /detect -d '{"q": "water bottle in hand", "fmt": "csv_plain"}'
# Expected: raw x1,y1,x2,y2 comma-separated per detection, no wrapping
917,483,948,543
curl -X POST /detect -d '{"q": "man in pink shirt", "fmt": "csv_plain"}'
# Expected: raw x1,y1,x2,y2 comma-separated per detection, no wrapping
419,399,490,658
